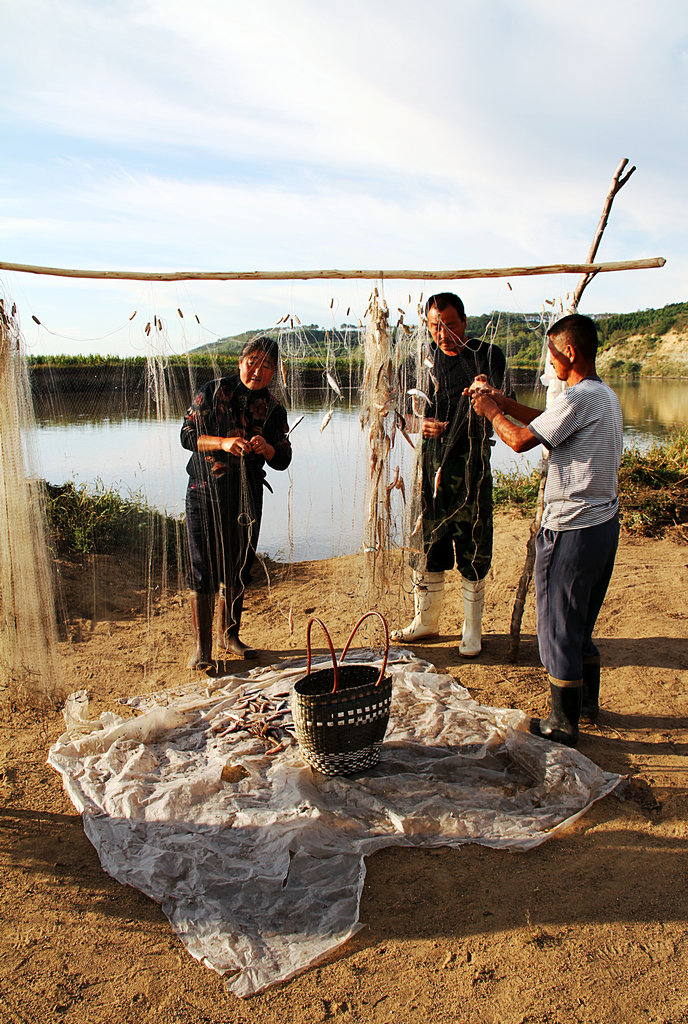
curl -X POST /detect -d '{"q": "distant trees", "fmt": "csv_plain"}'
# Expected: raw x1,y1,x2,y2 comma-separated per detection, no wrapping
25,302,687,374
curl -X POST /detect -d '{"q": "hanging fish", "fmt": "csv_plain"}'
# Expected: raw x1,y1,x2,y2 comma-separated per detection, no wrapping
288,606,294,635
433,466,442,498
294,314,301,325
288,414,304,435
177,308,184,318
411,514,423,536
32,315,41,325
407,387,430,404
326,371,342,398
424,357,434,369
129,310,137,320
320,410,333,432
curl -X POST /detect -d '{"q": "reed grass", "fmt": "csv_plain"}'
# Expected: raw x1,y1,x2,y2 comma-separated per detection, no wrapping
45,480,182,562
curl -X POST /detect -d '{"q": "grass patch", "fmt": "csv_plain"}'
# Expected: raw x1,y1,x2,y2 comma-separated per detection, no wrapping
618,430,688,538
493,467,543,513
45,480,183,563
493,430,688,540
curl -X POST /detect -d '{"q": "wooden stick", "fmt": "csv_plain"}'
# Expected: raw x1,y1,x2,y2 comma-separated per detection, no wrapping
570,158,637,310
507,159,640,663
0,256,664,284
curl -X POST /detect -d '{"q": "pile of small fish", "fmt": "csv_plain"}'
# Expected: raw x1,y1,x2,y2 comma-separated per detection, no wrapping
210,687,295,756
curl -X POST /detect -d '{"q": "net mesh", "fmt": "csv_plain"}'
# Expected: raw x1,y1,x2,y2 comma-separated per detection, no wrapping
0,278,556,709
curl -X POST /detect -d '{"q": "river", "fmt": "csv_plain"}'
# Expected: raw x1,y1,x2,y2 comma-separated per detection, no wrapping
28,377,687,561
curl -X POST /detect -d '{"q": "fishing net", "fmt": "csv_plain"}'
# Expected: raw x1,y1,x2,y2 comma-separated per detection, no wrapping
0,274,555,713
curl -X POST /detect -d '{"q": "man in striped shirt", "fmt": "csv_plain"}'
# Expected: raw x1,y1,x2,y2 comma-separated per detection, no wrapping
468,313,623,746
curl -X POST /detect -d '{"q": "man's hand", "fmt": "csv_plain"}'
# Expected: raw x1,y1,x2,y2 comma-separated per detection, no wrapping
469,392,499,420
421,418,449,439
465,375,505,405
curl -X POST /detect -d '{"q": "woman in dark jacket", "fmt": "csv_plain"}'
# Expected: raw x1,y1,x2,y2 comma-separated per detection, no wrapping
180,336,292,667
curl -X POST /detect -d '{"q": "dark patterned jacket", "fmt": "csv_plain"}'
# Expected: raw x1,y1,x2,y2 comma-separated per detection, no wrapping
180,374,291,488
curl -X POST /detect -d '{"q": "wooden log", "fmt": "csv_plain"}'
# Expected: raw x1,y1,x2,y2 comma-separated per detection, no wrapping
0,256,665,283
507,158,641,662
570,158,637,311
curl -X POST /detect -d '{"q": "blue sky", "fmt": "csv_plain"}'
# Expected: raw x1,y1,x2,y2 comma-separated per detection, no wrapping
2,0,686,356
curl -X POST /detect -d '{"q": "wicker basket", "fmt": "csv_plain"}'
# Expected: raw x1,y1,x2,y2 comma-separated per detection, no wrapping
292,612,392,775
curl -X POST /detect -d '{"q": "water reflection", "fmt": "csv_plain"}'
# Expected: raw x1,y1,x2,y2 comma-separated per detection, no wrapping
28,378,687,561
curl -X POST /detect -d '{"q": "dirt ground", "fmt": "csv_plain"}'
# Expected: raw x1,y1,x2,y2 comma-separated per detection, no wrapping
1,511,687,1024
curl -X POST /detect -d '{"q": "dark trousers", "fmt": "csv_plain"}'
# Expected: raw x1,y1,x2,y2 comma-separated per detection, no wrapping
535,514,619,681
185,477,263,596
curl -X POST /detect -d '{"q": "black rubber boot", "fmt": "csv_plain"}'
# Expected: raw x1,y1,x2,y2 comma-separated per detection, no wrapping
188,592,214,670
216,589,258,659
581,659,601,721
529,677,583,747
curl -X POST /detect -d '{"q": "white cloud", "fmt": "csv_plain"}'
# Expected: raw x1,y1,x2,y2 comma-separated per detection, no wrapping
1,0,685,353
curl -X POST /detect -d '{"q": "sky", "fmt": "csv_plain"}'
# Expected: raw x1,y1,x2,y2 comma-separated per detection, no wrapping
1,0,686,357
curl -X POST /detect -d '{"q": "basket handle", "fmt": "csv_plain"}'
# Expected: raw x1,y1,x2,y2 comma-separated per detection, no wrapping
305,617,339,693
339,611,389,688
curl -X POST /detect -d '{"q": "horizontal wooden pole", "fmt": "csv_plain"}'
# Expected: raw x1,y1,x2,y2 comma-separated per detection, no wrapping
0,257,665,283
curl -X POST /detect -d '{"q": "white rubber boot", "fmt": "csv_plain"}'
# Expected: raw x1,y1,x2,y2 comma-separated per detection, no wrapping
391,571,444,642
459,576,486,657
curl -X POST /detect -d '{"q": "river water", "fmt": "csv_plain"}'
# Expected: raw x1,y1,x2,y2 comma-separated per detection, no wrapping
28,378,687,561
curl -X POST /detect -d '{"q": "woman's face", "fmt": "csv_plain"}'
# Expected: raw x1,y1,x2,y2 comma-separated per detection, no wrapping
239,350,277,390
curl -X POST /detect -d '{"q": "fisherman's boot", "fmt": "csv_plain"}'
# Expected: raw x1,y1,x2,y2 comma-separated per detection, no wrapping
581,657,601,721
391,571,445,642
529,676,583,747
187,591,215,670
217,587,258,659
458,575,486,658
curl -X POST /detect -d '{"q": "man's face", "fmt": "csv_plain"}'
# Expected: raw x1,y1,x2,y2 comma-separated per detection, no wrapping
427,305,467,355
239,351,276,390
547,335,574,380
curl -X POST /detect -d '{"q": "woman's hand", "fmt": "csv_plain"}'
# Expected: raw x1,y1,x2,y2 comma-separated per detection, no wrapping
247,435,275,461
220,436,252,457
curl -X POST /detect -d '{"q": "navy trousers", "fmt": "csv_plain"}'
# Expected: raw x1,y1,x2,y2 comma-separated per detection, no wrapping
535,513,619,681
185,474,263,596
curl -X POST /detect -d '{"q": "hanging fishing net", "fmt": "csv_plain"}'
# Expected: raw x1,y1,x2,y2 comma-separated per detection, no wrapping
0,274,558,715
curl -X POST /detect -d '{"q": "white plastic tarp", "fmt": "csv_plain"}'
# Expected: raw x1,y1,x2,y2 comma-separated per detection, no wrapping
48,651,621,997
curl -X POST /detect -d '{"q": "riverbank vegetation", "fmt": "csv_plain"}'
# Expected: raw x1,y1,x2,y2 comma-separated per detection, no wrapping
27,301,688,380
45,481,182,564
494,429,688,540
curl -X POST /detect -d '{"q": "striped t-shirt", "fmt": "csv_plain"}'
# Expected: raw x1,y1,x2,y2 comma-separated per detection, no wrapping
528,378,623,531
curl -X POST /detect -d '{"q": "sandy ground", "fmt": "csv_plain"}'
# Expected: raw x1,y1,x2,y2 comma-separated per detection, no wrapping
1,511,687,1024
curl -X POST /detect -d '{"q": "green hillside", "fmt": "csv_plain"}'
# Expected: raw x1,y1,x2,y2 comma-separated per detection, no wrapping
198,301,688,373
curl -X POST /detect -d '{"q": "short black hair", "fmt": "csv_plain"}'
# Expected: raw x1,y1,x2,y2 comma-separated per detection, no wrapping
547,313,598,362
425,292,465,319
240,335,279,365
